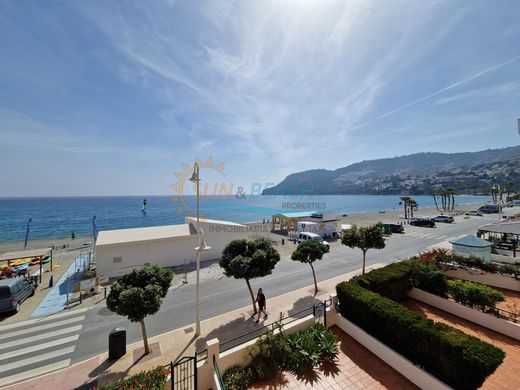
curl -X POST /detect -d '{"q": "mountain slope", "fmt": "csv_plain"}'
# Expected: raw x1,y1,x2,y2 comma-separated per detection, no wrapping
262,146,520,195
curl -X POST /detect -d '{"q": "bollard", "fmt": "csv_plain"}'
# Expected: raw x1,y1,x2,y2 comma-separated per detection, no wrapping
282,238,285,245
104,287,107,299
48,275,54,288
80,291,83,304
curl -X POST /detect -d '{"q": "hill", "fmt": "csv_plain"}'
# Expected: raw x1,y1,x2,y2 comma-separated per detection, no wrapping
262,146,520,195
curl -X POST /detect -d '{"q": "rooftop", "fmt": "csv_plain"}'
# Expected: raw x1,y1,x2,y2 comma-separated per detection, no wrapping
478,222,520,235
0,248,53,263
449,234,493,248
96,224,194,246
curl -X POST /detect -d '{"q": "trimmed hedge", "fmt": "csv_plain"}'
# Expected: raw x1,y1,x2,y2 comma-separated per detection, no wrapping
448,279,505,310
411,262,449,297
352,260,414,302
337,264,505,390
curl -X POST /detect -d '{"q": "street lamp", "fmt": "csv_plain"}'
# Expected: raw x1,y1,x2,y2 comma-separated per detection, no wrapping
189,162,211,336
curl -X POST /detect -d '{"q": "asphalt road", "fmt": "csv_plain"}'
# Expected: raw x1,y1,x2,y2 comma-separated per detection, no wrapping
71,214,496,363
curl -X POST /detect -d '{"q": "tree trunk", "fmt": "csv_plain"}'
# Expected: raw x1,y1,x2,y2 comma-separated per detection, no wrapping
451,194,455,210
310,263,318,296
403,203,408,219
139,319,150,355
410,205,414,218
245,278,257,314
362,250,367,275
433,194,440,212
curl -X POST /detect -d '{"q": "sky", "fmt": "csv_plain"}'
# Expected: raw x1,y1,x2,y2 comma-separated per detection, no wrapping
0,0,519,197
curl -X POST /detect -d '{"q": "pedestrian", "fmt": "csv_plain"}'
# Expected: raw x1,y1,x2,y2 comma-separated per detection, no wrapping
254,288,268,323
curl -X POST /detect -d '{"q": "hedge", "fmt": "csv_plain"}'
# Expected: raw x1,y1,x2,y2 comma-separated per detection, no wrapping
448,279,505,310
336,280,505,390
411,262,449,297
351,260,415,302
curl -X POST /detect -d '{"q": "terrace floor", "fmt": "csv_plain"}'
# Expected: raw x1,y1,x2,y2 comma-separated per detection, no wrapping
405,298,520,390
249,326,418,390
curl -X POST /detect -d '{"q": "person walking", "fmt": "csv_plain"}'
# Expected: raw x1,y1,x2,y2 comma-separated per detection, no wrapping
255,288,268,323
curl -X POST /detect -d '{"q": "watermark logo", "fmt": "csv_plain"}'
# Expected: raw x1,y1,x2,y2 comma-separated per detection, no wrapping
170,157,231,216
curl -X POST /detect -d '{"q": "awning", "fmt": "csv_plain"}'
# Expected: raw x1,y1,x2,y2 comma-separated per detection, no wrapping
0,248,53,262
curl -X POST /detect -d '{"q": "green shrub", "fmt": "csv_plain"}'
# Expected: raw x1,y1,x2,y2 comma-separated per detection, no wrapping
352,261,414,301
411,262,449,297
223,323,338,388
100,366,168,390
438,254,520,278
222,365,253,390
447,279,505,309
336,280,505,390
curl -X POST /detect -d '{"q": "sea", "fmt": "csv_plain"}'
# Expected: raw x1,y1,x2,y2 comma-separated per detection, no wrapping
0,195,490,243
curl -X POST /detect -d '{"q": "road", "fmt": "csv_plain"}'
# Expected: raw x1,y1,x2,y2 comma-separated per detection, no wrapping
0,214,500,387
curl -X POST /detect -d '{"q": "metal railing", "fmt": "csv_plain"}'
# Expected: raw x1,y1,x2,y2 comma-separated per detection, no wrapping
213,356,226,390
218,301,328,352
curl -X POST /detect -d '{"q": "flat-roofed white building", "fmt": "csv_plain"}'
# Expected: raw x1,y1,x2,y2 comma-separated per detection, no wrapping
95,217,251,278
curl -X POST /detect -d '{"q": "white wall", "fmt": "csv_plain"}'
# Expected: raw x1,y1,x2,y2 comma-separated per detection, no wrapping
96,221,251,278
409,288,520,341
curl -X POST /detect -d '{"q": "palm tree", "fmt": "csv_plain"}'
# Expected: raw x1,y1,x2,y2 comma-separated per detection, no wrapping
444,188,456,210
432,191,440,212
408,198,418,217
440,188,449,211
490,186,499,203
400,196,410,219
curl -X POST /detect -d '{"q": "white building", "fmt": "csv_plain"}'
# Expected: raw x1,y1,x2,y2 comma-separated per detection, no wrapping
95,217,251,278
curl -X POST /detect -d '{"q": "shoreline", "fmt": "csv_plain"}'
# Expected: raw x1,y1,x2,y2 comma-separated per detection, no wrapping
0,202,488,253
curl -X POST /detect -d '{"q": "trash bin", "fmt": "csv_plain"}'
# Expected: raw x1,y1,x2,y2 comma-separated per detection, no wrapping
381,224,392,235
109,327,126,360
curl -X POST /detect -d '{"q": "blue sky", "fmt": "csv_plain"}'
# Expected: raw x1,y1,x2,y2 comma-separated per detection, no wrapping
0,0,519,196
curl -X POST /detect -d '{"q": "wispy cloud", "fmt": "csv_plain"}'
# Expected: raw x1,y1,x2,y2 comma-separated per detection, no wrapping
435,81,520,104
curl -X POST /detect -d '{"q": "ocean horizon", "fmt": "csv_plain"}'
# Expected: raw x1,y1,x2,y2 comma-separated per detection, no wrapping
0,194,491,243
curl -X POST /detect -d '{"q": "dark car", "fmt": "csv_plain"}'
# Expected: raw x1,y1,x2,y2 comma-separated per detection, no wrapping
385,223,404,233
0,278,35,314
409,218,436,227
478,205,500,214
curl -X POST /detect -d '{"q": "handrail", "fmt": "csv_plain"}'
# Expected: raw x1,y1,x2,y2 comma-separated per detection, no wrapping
213,356,226,390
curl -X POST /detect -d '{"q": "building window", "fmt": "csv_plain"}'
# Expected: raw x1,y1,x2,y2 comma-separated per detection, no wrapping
113,256,122,263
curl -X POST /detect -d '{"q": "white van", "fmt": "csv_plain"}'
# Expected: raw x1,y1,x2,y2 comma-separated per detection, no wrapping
297,232,330,249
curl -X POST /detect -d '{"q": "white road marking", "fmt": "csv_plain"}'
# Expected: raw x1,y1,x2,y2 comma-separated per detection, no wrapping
0,359,71,387
0,346,75,373
0,334,79,361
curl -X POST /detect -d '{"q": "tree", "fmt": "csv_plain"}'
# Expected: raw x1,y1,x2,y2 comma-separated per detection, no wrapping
432,191,440,212
400,196,410,219
107,265,173,355
407,197,418,217
341,224,386,275
291,240,329,296
220,238,280,314
506,181,513,201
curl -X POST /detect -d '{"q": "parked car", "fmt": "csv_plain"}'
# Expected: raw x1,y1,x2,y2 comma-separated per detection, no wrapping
409,217,436,227
384,223,404,233
465,210,483,216
297,232,330,250
432,215,454,223
478,205,500,214
0,278,35,314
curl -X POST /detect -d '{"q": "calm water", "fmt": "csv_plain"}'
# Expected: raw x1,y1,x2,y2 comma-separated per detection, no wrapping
0,195,490,242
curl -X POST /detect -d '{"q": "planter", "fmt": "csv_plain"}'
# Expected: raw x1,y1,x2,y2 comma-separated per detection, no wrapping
409,288,520,341
445,268,520,291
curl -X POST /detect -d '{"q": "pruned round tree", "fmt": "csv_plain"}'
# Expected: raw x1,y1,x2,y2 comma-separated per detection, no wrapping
220,238,280,314
107,264,173,355
341,224,385,275
291,239,329,296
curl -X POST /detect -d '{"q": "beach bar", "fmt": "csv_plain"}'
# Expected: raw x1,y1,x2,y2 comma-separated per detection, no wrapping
95,217,250,278
0,247,53,283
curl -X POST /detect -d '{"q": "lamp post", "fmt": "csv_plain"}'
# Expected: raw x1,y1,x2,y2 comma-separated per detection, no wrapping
189,162,211,337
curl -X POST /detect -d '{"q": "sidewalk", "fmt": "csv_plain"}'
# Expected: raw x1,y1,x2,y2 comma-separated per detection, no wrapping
31,254,90,318
2,263,384,390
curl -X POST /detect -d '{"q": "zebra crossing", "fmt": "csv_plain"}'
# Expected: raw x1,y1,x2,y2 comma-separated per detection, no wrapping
405,231,450,240
0,308,87,387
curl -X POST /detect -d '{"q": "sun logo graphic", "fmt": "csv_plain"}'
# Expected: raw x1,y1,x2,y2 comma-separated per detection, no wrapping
170,157,233,216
